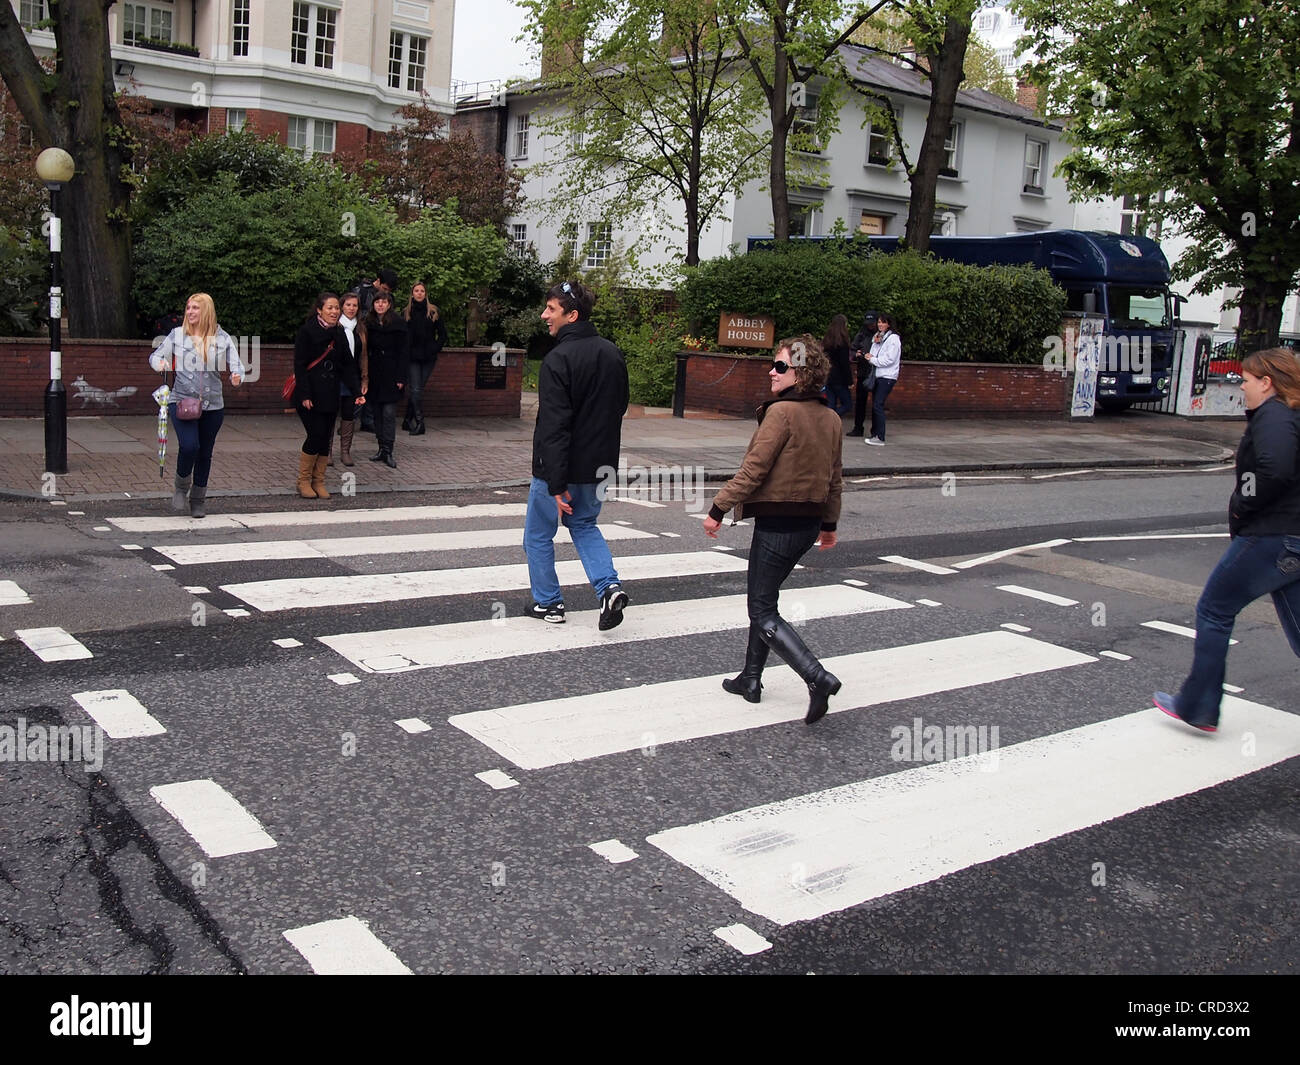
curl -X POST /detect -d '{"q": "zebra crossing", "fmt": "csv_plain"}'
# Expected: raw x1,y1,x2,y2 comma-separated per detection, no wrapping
17,499,1297,972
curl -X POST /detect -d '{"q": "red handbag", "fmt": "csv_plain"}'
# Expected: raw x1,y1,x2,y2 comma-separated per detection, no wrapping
282,343,333,402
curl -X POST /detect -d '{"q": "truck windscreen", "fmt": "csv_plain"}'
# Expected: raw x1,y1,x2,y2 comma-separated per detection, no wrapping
1108,286,1170,329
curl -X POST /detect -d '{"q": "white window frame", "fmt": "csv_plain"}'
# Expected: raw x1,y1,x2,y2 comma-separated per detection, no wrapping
584,221,612,268
1120,192,1163,239
232,0,250,58
123,2,174,46
559,221,578,261
510,224,528,255
865,114,897,168
288,116,335,158
789,203,822,237
1023,138,1047,192
388,31,429,92
512,112,530,159
793,96,824,155
19,1,48,31
291,2,337,69
941,121,962,176
226,108,247,133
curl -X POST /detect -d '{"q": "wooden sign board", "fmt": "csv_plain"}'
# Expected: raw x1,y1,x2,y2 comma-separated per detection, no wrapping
718,312,775,350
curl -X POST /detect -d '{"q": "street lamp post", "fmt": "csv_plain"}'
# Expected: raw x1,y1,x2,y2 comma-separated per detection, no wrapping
36,147,75,475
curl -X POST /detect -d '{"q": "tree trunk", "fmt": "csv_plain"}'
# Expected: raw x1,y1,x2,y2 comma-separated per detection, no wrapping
904,16,972,253
1236,277,1286,353
769,41,790,242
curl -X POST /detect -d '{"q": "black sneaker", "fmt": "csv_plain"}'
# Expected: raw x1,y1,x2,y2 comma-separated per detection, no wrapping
598,583,629,631
528,601,565,624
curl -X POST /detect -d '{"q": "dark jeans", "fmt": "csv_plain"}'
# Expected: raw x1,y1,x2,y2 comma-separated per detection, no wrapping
375,402,398,451
1176,534,1300,724
297,407,334,455
853,362,872,430
339,394,358,421
406,360,435,422
747,521,820,631
871,377,896,440
170,406,224,486
826,383,852,416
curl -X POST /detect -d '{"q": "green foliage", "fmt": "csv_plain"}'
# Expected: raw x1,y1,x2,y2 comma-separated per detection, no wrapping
131,134,503,340
482,248,551,356
679,242,1065,363
0,226,47,336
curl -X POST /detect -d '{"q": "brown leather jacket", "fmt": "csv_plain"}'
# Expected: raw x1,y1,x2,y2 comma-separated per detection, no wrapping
708,390,843,530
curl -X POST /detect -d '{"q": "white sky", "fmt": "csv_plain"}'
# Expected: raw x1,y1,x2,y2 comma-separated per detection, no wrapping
451,0,539,87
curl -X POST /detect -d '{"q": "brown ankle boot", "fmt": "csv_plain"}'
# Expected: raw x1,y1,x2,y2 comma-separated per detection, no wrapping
339,420,355,466
311,454,330,499
297,452,316,499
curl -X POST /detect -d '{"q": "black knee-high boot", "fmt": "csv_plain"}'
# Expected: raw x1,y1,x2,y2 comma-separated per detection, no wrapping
761,617,841,724
722,623,770,703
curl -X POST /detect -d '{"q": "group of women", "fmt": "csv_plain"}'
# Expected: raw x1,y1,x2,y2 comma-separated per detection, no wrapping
151,286,447,507
822,310,901,445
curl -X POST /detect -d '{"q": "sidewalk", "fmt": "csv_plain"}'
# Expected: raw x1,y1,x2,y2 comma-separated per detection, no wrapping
0,392,1241,502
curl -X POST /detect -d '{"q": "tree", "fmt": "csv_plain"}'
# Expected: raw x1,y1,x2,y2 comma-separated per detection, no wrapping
962,33,1014,99
1016,0,1300,351
0,0,134,336
518,0,768,267
336,97,523,228
731,1,887,241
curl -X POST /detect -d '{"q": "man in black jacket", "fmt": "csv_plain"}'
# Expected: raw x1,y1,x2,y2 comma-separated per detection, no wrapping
525,280,630,629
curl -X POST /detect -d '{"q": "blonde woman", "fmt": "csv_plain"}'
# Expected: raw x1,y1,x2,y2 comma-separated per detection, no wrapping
148,293,243,518
402,282,447,435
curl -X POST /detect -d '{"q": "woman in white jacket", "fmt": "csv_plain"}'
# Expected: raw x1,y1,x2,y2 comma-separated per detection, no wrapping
148,293,243,517
863,311,900,446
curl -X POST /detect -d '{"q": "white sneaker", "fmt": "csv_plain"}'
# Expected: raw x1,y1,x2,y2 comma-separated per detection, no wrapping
864,436,885,446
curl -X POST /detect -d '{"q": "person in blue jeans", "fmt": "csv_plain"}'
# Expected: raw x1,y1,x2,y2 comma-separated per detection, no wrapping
525,280,630,630
1155,347,1300,731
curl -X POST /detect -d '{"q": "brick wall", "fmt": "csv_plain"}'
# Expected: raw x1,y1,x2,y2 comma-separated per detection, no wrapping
0,340,523,418
682,352,1069,418
334,121,369,157
245,109,288,143
450,104,506,155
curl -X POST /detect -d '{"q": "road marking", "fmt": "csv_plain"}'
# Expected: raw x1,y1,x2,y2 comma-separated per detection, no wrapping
273,638,303,648
1100,650,1132,661
328,673,360,685
153,524,655,566
880,556,958,575
15,628,92,662
605,494,667,508
1031,469,1097,479
121,544,143,551
1223,683,1244,693
915,599,943,607
185,586,209,594
320,585,910,674
71,690,165,738
589,839,639,864
151,564,175,571
93,526,110,531
998,585,1080,607
476,769,518,790
283,916,411,975
647,696,1300,926
0,581,32,605
1142,619,1237,644
714,924,772,955
223,608,250,618
951,539,1072,569
222,550,751,613
150,779,277,858
396,718,432,734
107,503,531,534
1000,623,1032,633
1075,533,1230,542
449,632,1096,770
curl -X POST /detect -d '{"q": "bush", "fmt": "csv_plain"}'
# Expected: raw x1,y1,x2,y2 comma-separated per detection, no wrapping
0,226,47,336
679,242,1065,364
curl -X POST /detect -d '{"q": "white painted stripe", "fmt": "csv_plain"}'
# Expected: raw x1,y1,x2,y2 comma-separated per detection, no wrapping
108,503,529,534
1142,619,1237,645
273,638,303,648
714,924,772,955
154,524,655,566
951,539,1072,569
72,690,165,738
320,585,911,674
151,564,175,571
605,494,667,508
647,696,1300,926
1223,683,1244,693
589,839,639,864
1000,623,1032,633
1031,469,1096,479
843,579,868,587
328,673,360,686
185,586,209,594
150,779,277,858
94,526,110,531
395,718,432,734
283,916,411,975
915,599,943,607
998,584,1080,607
1075,533,1230,542
0,580,32,605
1099,650,1132,661
223,609,250,618
121,544,143,551
223,550,751,613
48,500,66,506
68,511,84,516
881,555,957,575
661,531,681,538
476,769,518,790
15,627,92,662
450,632,1095,770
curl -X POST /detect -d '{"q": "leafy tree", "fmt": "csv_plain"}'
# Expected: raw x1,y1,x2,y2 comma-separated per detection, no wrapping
1016,0,1300,350
335,96,523,227
0,0,134,336
962,32,1014,99
518,0,768,266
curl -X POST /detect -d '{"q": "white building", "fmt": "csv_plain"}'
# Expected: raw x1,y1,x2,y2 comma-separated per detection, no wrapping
13,0,456,153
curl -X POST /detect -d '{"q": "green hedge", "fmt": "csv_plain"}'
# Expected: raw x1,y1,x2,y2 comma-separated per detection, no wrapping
679,243,1065,364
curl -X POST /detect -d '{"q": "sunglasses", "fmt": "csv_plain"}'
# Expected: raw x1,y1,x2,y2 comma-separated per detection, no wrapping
771,360,794,374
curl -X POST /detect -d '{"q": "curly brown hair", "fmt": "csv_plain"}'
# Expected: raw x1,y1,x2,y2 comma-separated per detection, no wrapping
775,333,830,393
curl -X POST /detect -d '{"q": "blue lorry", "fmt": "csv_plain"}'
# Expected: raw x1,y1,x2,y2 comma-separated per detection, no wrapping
750,229,1180,410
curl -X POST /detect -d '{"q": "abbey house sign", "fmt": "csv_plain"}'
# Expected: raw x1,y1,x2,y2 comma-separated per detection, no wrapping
718,312,775,349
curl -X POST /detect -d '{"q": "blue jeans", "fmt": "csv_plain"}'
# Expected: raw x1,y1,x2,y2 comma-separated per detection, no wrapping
870,377,896,440
524,477,619,606
1176,534,1300,724
170,406,224,486
826,383,852,416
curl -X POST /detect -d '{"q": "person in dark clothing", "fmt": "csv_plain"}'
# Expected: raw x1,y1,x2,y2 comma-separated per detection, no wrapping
1155,347,1300,731
294,291,362,499
363,291,409,468
402,282,448,435
526,279,630,629
847,311,878,436
822,313,853,416
355,268,397,433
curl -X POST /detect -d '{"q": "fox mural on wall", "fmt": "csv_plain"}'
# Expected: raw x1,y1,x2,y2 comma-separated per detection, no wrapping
70,377,139,408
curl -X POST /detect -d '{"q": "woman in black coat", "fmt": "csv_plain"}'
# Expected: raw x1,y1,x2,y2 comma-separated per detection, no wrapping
403,282,448,435
1155,347,1300,731
294,291,361,499
364,290,410,467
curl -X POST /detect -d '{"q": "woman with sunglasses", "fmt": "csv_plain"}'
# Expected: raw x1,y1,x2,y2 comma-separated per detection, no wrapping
703,335,844,724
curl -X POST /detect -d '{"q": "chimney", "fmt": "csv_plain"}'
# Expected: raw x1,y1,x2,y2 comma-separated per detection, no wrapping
541,2,584,77
1016,79,1040,113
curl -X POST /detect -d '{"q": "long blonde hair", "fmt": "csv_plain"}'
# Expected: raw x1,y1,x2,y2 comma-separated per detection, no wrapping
183,292,218,363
